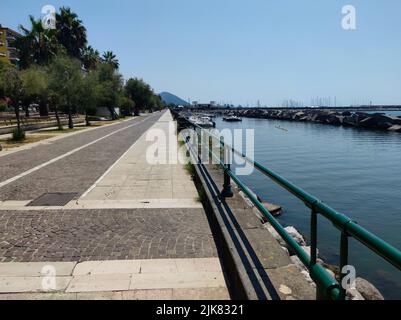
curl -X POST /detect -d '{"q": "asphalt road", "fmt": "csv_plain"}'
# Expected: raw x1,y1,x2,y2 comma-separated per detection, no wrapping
0,112,163,201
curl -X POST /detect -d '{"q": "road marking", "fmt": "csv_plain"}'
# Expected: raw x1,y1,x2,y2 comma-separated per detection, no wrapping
0,116,156,189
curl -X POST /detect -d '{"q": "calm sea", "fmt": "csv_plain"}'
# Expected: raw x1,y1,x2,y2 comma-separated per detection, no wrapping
214,116,401,299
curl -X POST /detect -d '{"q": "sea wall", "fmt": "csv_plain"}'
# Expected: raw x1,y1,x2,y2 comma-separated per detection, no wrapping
229,109,401,133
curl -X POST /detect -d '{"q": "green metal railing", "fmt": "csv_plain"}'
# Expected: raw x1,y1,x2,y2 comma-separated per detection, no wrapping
184,120,401,300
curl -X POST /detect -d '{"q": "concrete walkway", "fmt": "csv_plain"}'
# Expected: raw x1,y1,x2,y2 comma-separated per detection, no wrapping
0,258,228,300
0,110,230,300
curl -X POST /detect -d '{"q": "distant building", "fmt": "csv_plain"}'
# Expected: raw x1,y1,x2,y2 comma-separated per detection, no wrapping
0,25,21,67
190,101,218,109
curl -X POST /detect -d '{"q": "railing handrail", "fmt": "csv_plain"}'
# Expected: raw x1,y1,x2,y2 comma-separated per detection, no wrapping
184,118,401,300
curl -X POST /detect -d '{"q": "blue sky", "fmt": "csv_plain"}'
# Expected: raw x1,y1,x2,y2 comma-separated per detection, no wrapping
1,0,401,106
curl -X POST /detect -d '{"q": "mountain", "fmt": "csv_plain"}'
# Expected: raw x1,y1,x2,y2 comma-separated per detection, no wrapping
159,92,189,106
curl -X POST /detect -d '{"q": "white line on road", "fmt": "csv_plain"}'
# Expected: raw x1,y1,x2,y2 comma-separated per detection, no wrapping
0,116,155,189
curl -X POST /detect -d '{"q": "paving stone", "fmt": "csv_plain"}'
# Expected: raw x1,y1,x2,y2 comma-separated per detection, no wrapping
74,260,141,275
123,289,174,300
0,115,161,201
264,265,316,300
0,262,76,277
140,259,178,273
244,228,292,269
0,276,72,293
172,287,230,300
66,274,131,293
76,291,124,300
0,292,77,300
0,208,217,262
130,272,226,290
175,258,223,273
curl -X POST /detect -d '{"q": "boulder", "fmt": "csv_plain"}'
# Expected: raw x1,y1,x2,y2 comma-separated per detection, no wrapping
290,255,307,271
358,114,399,129
327,114,343,126
285,226,307,246
262,201,282,217
388,125,401,132
343,115,358,126
301,246,319,257
355,278,384,300
346,288,365,300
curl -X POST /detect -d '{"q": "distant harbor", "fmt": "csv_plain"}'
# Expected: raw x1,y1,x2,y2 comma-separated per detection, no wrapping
176,107,401,133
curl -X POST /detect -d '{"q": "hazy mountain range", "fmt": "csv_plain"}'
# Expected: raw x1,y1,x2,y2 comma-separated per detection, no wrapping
159,92,189,106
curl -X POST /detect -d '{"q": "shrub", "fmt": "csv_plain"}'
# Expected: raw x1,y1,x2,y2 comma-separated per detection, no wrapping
12,128,26,141
0,102,7,112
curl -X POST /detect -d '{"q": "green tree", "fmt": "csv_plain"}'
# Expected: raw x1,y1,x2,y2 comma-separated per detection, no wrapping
81,46,100,70
102,51,119,70
56,7,88,59
2,68,24,137
118,96,135,117
125,78,154,115
20,66,48,117
0,61,9,99
93,63,123,119
47,55,83,129
15,15,59,68
75,71,98,126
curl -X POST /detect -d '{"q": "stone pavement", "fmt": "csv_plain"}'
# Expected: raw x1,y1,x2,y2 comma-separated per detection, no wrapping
0,110,230,299
0,209,217,262
79,110,200,209
0,114,163,201
0,258,229,300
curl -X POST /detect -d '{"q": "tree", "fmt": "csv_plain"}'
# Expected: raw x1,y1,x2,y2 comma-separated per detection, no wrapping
153,94,165,111
2,68,24,137
47,55,83,129
0,60,9,99
102,51,119,70
20,66,48,117
92,63,123,119
81,46,100,70
56,7,87,59
125,78,154,115
118,96,135,117
15,15,59,68
75,71,98,125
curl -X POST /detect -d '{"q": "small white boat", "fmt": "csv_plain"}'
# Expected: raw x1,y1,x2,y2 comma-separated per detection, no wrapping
223,115,242,122
189,116,215,128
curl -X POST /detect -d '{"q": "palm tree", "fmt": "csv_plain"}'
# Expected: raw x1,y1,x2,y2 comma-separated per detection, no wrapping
81,46,100,70
16,15,59,67
102,51,119,70
56,7,87,59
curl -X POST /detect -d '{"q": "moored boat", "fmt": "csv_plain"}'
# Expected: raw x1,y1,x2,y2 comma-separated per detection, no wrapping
223,115,242,122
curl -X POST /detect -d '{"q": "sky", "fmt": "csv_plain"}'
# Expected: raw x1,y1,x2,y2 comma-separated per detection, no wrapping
1,0,401,106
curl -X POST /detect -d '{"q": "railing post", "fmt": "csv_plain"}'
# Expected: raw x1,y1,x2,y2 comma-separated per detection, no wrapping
220,137,233,198
195,125,201,161
339,230,349,300
310,207,318,268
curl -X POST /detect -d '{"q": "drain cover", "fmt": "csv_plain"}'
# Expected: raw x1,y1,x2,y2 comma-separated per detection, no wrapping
28,193,77,206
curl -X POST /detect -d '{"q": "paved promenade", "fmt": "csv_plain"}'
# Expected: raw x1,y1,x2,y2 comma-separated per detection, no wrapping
0,111,229,299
